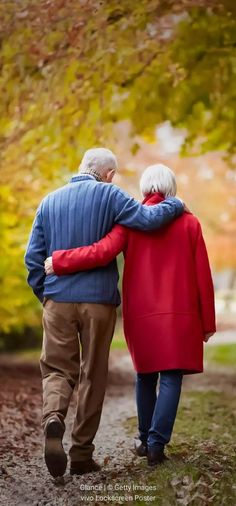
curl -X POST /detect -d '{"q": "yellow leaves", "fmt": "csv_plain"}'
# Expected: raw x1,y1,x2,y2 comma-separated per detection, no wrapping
0,0,236,335
1,41,17,62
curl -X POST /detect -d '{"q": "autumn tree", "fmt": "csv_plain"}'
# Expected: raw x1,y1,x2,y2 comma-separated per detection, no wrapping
0,0,235,335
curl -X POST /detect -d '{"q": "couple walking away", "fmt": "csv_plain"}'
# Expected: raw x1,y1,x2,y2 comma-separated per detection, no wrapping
25,148,215,478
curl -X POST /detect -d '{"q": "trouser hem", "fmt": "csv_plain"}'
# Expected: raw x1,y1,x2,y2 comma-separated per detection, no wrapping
42,412,65,433
70,454,94,463
147,443,165,451
139,436,148,444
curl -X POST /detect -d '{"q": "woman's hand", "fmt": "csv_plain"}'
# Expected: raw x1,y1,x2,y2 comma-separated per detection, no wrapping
44,256,54,275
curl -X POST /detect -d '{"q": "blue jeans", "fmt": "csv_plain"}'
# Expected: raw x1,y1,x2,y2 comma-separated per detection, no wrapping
136,370,183,450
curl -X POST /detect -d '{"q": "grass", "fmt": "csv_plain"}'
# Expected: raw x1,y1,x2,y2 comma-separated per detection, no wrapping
14,348,41,361
111,320,127,350
121,388,236,505
111,338,127,350
205,344,236,369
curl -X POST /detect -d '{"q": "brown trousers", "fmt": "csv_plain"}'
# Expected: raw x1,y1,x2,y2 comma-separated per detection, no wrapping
40,300,116,462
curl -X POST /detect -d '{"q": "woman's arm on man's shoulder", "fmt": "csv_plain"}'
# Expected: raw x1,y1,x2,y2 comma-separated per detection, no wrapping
50,225,127,276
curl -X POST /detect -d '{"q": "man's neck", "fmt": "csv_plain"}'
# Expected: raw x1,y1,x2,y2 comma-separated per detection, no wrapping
80,170,103,182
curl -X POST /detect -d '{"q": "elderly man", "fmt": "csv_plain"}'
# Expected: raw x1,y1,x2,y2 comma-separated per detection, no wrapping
25,148,184,478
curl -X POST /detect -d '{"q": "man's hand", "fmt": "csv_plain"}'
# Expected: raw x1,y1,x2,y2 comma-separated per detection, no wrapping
44,256,54,275
204,332,215,343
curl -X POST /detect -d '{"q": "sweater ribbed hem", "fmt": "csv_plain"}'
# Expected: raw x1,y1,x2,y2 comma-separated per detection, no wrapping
43,292,120,306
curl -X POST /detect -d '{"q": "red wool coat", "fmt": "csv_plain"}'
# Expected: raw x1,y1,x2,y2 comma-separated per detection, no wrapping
53,193,216,374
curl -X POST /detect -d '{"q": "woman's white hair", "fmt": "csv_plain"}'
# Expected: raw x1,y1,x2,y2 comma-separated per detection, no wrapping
140,163,177,197
79,148,118,177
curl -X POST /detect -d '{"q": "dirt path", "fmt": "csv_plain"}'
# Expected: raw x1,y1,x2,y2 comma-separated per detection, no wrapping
0,356,140,506
0,354,236,506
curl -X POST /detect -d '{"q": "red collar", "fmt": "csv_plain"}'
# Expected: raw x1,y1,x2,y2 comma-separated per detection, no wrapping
142,192,165,206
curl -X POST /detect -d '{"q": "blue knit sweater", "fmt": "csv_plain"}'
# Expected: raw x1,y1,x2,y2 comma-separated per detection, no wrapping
25,175,184,305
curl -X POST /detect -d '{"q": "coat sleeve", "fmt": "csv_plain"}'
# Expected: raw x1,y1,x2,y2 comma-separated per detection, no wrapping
52,224,128,275
112,187,184,230
194,222,216,334
24,205,46,302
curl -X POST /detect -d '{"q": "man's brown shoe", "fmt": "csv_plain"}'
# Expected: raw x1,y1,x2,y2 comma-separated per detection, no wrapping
70,459,101,475
44,418,67,478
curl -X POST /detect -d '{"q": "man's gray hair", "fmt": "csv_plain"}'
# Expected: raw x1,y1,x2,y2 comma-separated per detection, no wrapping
79,148,118,180
140,163,177,197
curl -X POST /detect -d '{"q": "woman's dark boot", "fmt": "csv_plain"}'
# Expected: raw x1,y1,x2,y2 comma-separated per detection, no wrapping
147,447,168,466
134,438,148,457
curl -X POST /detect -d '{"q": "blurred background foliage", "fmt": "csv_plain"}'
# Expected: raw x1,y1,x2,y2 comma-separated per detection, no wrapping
0,0,236,346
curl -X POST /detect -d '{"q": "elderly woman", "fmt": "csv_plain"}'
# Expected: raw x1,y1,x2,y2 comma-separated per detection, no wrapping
45,164,216,466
